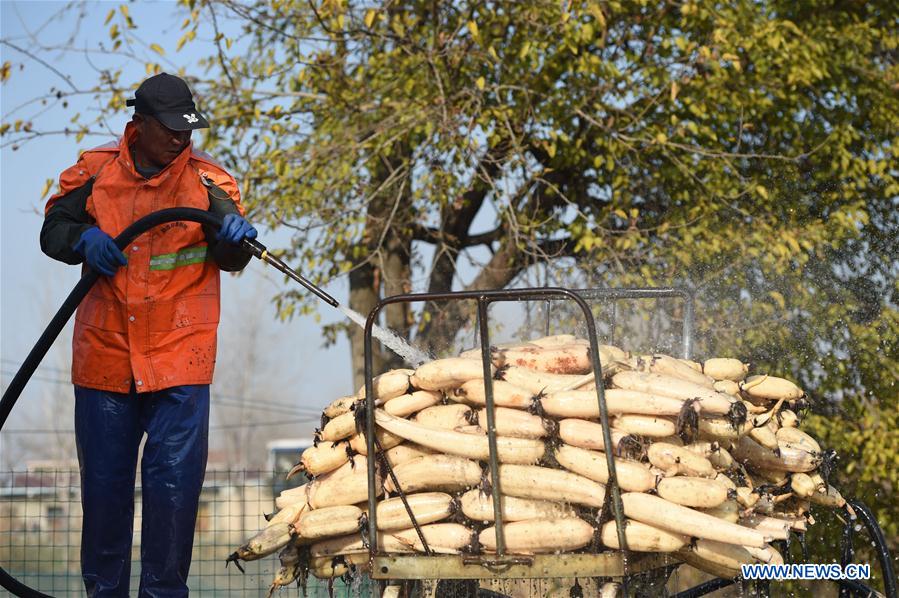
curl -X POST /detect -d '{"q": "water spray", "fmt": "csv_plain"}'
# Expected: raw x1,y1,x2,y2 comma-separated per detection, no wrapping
241,237,431,367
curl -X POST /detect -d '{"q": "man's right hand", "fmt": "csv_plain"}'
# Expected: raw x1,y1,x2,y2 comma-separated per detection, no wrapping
74,227,128,276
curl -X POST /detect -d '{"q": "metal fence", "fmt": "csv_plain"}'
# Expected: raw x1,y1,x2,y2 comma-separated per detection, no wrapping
0,468,369,597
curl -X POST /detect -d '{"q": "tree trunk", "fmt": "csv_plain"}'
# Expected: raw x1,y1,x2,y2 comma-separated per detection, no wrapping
420,239,529,353
347,145,411,387
348,263,385,391
381,233,413,371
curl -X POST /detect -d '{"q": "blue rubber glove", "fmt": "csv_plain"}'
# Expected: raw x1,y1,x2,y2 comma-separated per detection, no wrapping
73,226,128,276
217,213,258,245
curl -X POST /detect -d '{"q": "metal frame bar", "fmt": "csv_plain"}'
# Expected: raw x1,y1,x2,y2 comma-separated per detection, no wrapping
547,287,695,359
362,287,631,579
371,553,675,580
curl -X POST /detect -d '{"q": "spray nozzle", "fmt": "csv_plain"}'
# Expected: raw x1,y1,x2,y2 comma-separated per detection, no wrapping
241,238,339,308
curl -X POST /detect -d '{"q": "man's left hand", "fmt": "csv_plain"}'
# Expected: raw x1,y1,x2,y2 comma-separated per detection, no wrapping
217,214,258,245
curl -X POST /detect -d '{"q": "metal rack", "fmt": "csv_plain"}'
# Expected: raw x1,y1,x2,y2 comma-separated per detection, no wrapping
358,286,896,598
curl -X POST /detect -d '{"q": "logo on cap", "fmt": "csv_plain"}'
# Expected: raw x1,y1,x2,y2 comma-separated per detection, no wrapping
183,113,199,124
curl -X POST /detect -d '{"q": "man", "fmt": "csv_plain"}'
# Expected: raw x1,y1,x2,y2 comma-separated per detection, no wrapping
40,73,257,597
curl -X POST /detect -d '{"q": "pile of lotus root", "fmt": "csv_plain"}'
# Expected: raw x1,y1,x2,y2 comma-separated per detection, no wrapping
227,334,840,595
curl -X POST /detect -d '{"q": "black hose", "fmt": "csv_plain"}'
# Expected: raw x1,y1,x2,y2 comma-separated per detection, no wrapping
846,499,898,598
0,208,224,598
671,577,737,598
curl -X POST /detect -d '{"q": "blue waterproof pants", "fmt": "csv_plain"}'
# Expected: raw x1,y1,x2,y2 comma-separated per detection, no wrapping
75,384,209,598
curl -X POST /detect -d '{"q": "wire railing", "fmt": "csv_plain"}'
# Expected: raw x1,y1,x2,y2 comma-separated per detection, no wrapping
0,468,366,597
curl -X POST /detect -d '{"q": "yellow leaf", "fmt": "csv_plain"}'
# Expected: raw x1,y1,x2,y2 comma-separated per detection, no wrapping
337,14,345,29
592,6,606,30
655,132,668,144
104,8,115,25
488,46,499,61
670,80,679,102
769,290,786,310
119,5,129,19
582,23,594,41
176,32,189,51
475,76,485,90
40,178,54,199
519,41,531,59
755,185,769,199
364,9,376,28
467,20,479,39
150,43,165,56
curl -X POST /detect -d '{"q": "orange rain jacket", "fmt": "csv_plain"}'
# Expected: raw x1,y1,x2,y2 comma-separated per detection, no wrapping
45,122,245,393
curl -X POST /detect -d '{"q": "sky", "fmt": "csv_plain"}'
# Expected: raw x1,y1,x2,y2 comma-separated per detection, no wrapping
0,1,356,467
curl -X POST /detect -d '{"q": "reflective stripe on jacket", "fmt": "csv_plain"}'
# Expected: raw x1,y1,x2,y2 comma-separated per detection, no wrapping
47,122,244,393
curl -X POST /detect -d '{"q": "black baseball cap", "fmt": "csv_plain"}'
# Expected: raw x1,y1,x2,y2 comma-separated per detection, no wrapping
126,73,210,131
